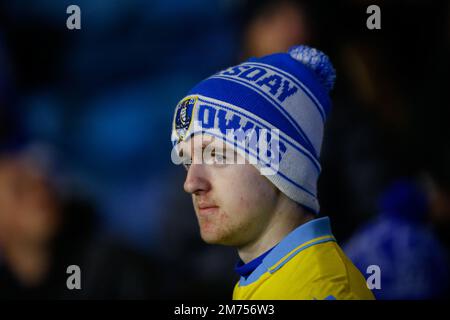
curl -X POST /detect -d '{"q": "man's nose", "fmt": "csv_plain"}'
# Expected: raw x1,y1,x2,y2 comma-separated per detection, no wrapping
183,164,211,195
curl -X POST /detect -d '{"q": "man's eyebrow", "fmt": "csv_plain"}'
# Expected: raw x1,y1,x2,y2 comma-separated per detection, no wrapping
180,139,214,157
200,140,217,151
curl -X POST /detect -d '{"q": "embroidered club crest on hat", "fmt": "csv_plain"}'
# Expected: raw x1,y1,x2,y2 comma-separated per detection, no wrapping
173,96,197,142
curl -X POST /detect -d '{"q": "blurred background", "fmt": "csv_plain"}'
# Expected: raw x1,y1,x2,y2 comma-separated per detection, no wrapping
0,0,449,299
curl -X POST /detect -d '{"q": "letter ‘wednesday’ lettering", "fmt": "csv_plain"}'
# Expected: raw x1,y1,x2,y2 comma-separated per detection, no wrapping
219,65,298,103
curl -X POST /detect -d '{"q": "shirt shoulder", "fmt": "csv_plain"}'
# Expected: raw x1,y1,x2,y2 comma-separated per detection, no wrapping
285,241,375,300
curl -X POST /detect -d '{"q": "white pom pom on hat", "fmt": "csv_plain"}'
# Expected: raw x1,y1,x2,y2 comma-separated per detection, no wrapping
288,45,336,93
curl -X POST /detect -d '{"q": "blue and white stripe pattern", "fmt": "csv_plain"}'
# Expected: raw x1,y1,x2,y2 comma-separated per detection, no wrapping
171,45,336,213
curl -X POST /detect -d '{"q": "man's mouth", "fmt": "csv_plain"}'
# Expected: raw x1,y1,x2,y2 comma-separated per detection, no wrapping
197,203,219,215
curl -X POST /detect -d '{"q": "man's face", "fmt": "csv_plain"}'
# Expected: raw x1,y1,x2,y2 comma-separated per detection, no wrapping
180,135,279,247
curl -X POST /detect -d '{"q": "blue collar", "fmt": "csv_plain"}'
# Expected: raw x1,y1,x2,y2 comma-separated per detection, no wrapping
238,216,336,286
234,247,275,280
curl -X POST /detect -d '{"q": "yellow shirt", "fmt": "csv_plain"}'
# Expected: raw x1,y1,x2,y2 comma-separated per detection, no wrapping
233,217,375,300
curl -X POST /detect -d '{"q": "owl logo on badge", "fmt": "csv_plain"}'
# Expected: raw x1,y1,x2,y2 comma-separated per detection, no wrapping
174,96,197,142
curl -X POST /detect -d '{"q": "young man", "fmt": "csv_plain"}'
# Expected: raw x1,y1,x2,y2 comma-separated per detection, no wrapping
170,45,375,300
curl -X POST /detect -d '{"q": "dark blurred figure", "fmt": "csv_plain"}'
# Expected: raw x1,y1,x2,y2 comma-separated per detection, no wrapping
426,148,450,263
343,178,450,299
240,0,315,59
0,147,61,297
0,144,162,299
316,0,449,238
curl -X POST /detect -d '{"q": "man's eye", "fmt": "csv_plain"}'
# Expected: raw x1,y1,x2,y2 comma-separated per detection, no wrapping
213,153,226,164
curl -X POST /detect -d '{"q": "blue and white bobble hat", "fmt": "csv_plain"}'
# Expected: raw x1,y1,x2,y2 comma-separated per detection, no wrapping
171,45,336,214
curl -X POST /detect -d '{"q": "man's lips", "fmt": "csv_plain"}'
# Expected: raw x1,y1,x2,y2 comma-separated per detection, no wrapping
197,204,219,215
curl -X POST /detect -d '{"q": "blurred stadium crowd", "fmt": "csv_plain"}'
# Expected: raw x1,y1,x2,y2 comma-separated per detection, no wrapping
0,0,449,299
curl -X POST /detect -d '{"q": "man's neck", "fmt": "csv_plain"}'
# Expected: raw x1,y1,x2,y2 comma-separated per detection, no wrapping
237,203,314,264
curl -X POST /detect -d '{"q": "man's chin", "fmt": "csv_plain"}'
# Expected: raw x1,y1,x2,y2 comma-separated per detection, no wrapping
200,233,223,245
200,230,233,246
